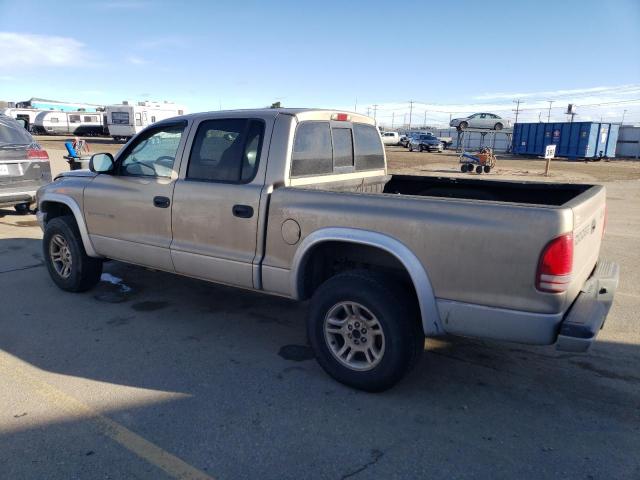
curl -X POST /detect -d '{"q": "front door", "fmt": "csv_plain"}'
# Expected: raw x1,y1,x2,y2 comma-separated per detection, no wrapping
83,121,188,271
170,117,266,289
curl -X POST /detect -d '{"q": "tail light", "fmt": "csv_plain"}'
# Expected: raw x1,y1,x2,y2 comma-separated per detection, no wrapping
536,233,573,293
27,148,49,161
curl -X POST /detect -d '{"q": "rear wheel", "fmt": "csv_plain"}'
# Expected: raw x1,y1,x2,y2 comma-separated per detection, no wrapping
458,121,468,131
408,144,414,152
308,270,424,392
475,165,483,174
43,216,103,292
483,165,491,173
494,123,503,130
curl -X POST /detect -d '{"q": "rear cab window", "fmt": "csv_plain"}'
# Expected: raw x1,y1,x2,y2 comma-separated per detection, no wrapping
291,120,384,178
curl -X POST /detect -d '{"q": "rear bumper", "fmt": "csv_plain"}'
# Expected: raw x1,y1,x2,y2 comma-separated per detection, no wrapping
0,190,37,208
556,260,619,353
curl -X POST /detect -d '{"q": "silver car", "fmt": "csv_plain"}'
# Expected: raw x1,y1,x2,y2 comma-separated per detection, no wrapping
450,113,510,131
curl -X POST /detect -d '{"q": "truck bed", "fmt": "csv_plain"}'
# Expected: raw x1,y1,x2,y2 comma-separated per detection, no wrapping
384,175,591,206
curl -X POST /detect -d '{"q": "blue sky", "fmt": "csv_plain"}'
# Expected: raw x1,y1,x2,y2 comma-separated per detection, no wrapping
1,0,639,126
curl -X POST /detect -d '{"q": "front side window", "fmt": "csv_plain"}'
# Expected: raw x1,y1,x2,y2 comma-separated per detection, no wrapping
353,123,384,170
291,121,333,177
119,124,185,178
187,118,264,183
69,115,80,123
112,112,129,124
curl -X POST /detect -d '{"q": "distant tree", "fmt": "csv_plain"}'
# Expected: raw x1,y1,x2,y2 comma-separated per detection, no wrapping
270,101,282,109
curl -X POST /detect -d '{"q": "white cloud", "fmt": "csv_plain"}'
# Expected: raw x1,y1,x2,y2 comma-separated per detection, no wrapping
0,32,89,67
126,55,149,65
474,84,640,101
0,75,16,81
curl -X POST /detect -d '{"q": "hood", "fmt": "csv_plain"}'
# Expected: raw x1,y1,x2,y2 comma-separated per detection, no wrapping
54,169,97,180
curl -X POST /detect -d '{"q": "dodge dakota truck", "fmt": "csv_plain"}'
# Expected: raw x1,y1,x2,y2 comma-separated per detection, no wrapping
36,109,619,391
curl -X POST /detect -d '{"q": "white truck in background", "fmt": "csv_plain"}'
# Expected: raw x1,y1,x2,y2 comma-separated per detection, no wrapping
106,101,186,142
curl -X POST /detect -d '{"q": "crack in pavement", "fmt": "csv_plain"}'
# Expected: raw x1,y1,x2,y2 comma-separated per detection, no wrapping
340,449,384,479
0,263,43,274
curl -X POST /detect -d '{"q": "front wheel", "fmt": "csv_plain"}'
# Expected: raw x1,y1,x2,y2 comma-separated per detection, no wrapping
494,123,503,130
408,144,414,152
43,216,103,292
308,270,424,392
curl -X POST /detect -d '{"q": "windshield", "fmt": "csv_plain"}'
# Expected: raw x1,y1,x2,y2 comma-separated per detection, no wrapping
0,116,33,146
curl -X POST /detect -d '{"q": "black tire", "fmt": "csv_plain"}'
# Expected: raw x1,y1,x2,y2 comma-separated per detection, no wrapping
458,121,468,130
460,165,467,172
408,144,414,152
494,123,503,130
14,203,31,215
483,165,491,173
43,215,103,292
419,145,424,152
475,165,483,174
308,270,424,392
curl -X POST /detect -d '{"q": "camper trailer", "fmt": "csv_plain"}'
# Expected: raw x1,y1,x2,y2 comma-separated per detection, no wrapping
1,108,48,132
32,111,106,136
106,101,186,142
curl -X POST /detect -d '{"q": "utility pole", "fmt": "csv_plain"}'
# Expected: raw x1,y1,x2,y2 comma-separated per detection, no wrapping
391,112,395,129
408,100,414,131
372,104,378,122
547,100,554,123
403,113,407,127
366,106,370,116
423,110,427,127
538,112,542,122
621,109,627,125
354,98,357,112
513,99,523,124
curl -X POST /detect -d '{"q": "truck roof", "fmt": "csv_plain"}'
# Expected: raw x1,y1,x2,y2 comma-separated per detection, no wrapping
163,108,375,125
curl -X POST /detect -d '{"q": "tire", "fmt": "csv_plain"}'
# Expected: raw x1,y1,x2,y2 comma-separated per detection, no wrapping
458,121,468,130
14,203,31,215
460,165,467,172
475,165,483,174
483,165,491,173
308,270,424,392
43,216,103,292
419,145,424,152
494,123,503,130
408,144,414,152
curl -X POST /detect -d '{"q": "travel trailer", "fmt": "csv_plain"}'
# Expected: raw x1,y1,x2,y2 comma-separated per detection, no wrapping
2,108,48,132
32,111,106,136
106,101,186,142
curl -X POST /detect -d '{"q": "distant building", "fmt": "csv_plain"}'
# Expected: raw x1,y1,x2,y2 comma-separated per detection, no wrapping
15,97,103,112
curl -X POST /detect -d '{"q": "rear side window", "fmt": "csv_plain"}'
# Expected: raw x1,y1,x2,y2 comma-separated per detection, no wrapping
69,115,80,123
187,118,264,183
291,121,333,177
332,127,354,168
353,124,384,170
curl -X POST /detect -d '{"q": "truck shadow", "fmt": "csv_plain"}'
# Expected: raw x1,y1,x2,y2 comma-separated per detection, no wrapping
1,237,639,478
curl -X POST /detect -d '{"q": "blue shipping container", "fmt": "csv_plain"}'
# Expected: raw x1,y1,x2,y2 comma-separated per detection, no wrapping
512,122,619,159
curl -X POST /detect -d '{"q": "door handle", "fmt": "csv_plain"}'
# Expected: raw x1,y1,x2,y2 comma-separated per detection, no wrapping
153,196,171,208
232,204,253,218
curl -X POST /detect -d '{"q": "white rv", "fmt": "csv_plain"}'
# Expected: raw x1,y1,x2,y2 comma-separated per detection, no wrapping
106,101,186,142
33,111,106,136
2,108,48,132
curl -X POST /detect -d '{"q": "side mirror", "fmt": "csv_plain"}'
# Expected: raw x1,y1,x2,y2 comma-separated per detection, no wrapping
89,153,115,174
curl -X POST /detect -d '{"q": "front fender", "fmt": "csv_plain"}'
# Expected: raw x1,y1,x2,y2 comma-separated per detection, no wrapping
291,227,443,336
38,192,101,258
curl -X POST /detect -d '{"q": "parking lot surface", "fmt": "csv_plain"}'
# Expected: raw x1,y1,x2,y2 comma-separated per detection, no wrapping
1,147,639,479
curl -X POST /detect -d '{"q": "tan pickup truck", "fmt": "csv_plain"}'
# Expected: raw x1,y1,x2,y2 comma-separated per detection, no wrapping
36,109,619,391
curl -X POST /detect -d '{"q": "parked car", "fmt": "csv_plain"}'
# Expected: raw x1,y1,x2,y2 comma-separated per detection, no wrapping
408,133,443,152
0,114,51,213
381,131,401,146
399,131,422,148
37,108,618,392
450,113,511,131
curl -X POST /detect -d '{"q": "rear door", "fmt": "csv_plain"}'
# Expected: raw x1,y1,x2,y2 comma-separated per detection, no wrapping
170,117,268,288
